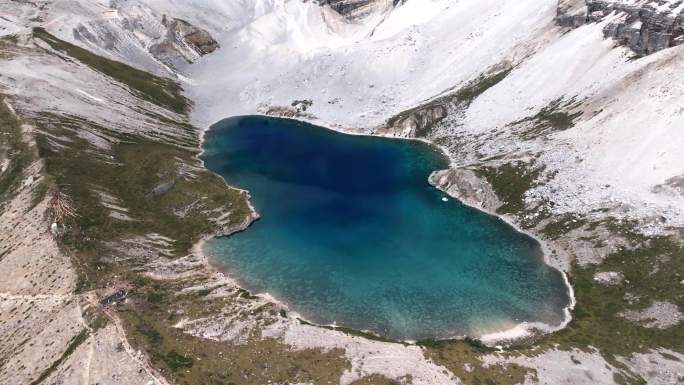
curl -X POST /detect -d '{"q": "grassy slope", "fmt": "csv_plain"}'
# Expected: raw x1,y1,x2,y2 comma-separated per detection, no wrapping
473,158,683,359
543,233,683,355
34,114,252,289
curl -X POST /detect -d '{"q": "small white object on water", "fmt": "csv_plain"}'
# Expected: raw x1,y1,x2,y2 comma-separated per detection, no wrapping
442,197,449,202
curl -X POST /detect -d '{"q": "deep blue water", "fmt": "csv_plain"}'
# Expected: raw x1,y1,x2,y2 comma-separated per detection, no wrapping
201,116,569,341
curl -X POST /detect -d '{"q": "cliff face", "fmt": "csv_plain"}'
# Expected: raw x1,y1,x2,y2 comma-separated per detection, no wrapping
149,16,219,69
556,0,590,28
557,0,684,54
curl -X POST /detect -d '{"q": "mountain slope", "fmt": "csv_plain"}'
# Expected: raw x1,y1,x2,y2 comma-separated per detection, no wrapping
0,1,682,385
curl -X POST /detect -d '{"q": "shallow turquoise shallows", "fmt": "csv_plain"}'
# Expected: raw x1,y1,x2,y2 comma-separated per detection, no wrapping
201,116,569,341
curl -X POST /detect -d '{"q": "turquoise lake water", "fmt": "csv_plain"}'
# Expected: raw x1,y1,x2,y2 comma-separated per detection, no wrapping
201,116,570,341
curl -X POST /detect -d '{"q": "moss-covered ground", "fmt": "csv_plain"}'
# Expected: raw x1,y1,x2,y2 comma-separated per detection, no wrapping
541,234,683,357
475,160,543,216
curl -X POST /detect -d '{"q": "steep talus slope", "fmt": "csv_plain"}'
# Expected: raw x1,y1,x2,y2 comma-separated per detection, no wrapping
0,1,682,385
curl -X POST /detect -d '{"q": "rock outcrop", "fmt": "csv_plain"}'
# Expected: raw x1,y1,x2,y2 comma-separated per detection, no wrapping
149,16,219,69
72,3,219,74
556,0,684,54
385,103,447,138
319,0,402,19
556,0,589,28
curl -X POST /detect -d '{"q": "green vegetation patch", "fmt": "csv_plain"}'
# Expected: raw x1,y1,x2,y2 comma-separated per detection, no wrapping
418,337,494,353
451,69,513,107
475,160,543,215
0,97,35,204
423,340,536,385
541,213,587,239
33,28,190,114
516,98,583,140
164,350,194,371
541,236,683,359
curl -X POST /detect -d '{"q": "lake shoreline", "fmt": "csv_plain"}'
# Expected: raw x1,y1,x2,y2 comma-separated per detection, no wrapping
193,114,576,345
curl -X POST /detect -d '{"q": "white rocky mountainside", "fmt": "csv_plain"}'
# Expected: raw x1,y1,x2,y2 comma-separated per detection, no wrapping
0,1,682,385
